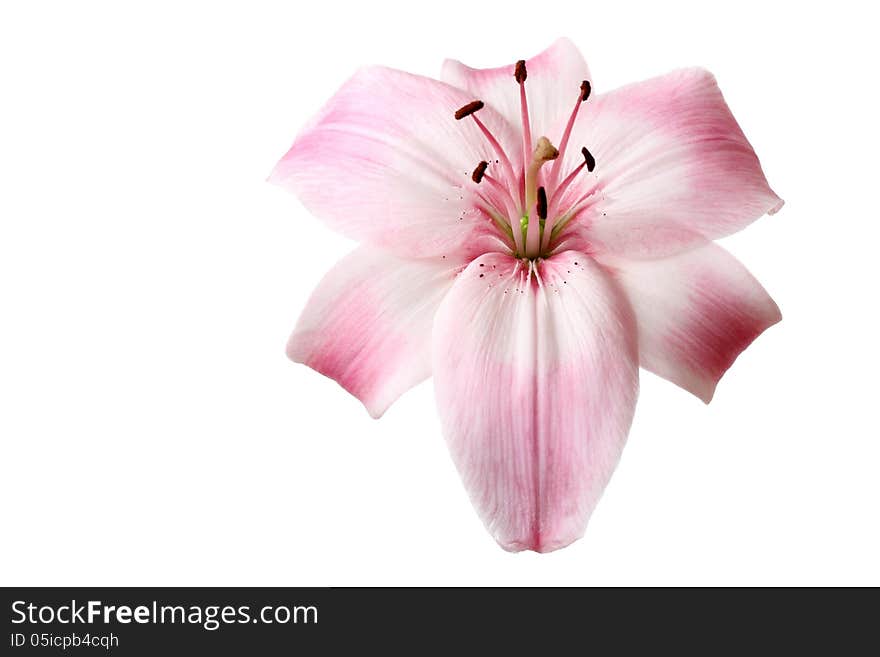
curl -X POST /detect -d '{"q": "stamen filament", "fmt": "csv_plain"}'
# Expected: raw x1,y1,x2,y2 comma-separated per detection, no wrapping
541,147,595,252
552,161,585,208
541,174,579,252
471,159,520,231
471,162,516,243
475,203,516,248
470,114,520,208
483,172,520,217
548,81,591,189
548,189,599,243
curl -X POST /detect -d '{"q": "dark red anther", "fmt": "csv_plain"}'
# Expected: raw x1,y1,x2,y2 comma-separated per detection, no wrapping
514,60,527,84
454,100,484,120
581,146,596,172
580,80,592,102
536,186,547,219
472,161,489,183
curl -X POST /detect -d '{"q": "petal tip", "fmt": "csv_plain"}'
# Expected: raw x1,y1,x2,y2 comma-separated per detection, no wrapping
497,531,584,554
266,165,284,186
364,402,386,420
440,56,468,77
267,149,297,189
768,196,785,216
695,305,782,404
286,332,389,420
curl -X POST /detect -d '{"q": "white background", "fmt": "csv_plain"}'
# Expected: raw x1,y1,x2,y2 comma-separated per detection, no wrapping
2,1,878,586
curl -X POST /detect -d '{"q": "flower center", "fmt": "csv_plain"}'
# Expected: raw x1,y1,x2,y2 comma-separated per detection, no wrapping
454,61,597,260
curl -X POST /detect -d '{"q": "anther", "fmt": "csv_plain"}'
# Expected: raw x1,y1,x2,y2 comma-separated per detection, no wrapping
454,100,484,120
472,161,489,183
536,187,547,220
580,80,592,102
514,60,527,84
581,146,596,172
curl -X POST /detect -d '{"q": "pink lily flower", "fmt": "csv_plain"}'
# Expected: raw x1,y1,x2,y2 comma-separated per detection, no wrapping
270,38,783,552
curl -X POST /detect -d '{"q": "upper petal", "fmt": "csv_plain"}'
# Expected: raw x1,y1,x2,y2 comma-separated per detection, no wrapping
441,38,590,146
432,251,638,552
288,246,466,418
557,68,783,258
601,243,781,402
270,66,521,258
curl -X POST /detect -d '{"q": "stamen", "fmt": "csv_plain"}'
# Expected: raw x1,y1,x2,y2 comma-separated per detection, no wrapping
515,59,532,195
472,160,489,183
541,147,595,253
470,114,520,205
454,100,484,120
469,159,522,250
481,170,522,237
473,202,515,251
483,172,516,205
548,80,592,188
477,172,523,255
546,191,599,246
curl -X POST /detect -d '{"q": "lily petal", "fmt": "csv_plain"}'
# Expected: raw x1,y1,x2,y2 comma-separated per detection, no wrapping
432,251,638,552
270,67,521,259
442,38,591,147
602,243,781,403
559,68,782,258
288,247,465,418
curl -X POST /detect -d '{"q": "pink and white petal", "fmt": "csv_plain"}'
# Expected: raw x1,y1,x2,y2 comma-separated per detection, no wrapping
432,251,638,552
270,67,521,259
442,38,590,147
601,243,781,403
556,68,782,258
288,247,466,418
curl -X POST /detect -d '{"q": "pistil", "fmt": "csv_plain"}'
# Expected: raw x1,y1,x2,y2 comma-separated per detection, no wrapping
524,138,558,258
524,137,558,214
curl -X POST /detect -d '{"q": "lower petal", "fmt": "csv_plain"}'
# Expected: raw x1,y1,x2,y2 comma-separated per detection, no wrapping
288,247,465,418
432,252,639,552
602,243,781,402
